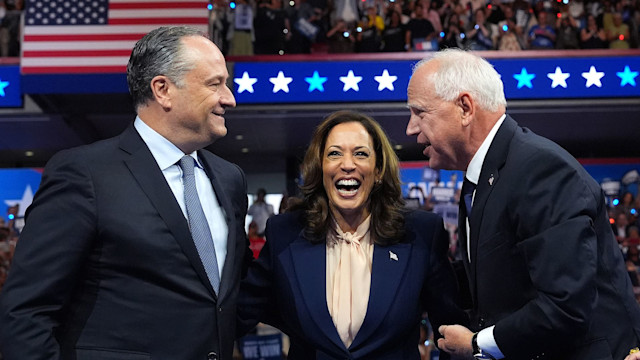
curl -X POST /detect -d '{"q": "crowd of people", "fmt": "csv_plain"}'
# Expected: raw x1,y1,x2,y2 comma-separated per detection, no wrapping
612,191,640,302
0,0,22,58
0,23,640,360
210,0,640,55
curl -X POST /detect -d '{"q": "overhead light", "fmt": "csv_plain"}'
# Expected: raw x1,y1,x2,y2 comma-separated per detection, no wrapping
235,135,244,140
241,148,249,153
25,151,34,157
394,145,403,150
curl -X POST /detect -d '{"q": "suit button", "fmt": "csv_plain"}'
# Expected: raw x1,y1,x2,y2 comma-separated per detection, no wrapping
207,351,218,360
478,317,485,327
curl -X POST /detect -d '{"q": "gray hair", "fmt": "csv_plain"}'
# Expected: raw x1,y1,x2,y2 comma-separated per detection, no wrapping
413,49,507,112
127,26,205,109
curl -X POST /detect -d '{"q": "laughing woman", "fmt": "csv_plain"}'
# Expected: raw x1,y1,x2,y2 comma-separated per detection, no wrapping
238,110,467,359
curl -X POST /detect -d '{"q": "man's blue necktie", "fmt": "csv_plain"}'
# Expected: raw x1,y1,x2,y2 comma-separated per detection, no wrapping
178,155,221,294
462,178,476,216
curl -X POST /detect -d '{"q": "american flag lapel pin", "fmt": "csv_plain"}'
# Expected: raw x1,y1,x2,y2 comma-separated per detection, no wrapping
389,251,398,261
488,174,494,186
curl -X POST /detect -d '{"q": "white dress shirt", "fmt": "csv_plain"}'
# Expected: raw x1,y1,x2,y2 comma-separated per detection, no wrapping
464,114,506,359
134,117,228,278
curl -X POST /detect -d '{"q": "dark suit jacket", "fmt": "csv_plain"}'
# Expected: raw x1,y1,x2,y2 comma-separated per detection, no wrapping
239,210,467,360
0,124,250,360
459,116,640,360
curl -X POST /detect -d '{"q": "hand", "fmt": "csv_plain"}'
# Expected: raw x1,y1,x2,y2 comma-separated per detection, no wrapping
437,324,475,359
625,349,640,360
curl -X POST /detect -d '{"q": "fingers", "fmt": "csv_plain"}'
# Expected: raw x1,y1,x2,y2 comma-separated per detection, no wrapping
439,325,447,336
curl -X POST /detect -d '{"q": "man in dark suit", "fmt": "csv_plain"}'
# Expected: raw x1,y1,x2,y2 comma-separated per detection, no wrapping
0,26,250,360
406,48,640,360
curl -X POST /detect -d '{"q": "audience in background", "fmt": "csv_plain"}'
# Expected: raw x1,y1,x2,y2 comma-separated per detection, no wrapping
2,0,639,59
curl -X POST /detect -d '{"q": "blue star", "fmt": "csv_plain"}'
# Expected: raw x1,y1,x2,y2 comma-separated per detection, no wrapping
304,71,327,92
0,79,9,97
617,65,638,87
513,68,536,89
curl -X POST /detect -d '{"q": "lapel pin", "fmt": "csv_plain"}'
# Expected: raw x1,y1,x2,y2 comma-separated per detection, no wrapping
488,174,494,186
389,251,398,261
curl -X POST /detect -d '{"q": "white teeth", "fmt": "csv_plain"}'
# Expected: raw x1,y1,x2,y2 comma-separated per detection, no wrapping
337,179,360,186
337,188,358,196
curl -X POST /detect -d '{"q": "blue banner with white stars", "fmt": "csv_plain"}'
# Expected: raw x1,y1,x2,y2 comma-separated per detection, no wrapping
233,60,414,104
232,55,640,104
0,66,23,108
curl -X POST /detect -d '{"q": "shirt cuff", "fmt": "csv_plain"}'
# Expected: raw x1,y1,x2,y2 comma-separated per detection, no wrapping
477,326,505,359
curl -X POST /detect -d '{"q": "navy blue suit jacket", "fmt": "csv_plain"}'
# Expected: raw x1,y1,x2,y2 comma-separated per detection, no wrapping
459,116,640,360
0,124,250,360
239,210,467,359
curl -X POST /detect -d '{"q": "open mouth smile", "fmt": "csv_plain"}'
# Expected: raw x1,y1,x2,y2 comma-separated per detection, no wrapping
335,178,361,197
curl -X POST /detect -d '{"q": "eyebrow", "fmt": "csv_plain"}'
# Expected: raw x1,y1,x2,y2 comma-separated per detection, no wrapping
327,145,371,151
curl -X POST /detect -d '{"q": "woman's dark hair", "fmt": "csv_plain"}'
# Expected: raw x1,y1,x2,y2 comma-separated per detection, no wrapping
291,110,405,245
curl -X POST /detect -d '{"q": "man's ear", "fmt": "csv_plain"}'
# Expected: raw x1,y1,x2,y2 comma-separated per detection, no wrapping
458,92,474,127
150,75,172,111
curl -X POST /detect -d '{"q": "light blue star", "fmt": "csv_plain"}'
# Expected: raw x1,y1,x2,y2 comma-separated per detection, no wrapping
617,65,638,87
513,68,536,89
305,71,327,92
0,79,9,97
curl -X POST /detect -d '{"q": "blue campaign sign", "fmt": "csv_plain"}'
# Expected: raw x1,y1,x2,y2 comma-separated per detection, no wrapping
0,168,42,225
0,65,23,107
232,55,640,104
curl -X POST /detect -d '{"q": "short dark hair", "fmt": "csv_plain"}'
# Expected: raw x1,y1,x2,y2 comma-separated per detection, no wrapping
126,26,205,109
292,110,405,245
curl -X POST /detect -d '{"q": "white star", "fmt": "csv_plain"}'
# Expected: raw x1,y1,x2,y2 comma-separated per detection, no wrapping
269,71,293,93
234,71,258,94
581,66,605,88
374,69,397,91
4,185,34,218
547,67,570,89
339,70,363,92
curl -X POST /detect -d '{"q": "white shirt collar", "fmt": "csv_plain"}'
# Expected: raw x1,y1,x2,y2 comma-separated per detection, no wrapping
133,116,202,170
465,114,506,184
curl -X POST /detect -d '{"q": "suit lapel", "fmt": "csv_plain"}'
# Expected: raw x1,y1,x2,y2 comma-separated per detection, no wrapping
289,236,346,352
469,116,517,282
198,152,235,303
119,125,218,298
350,242,412,349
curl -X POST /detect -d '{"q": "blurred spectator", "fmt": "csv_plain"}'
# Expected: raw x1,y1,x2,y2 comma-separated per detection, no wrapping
227,0,255,55
629,225,640,248
356,5,384,52
497,4,525,50
210,0,232,55
607,12,631,49
580,13,608,48
405,3,437,51
556,12,580,49
254,0,291,54
628,244,640,267
568,0,586,27
247,188,275,236
330,0,359,24
326,18,356,52
613,212,630,242
288,0,322,53
528,10,556,49
440,12,465,49
247,221,266,259
486,0,506,25
0,0,21,57
466,7,495,50
422,0,443,34
382,9,406,51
